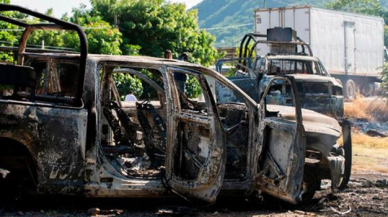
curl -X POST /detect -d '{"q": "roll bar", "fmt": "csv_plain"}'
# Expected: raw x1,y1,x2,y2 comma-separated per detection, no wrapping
238,33,313,70
0,4,88,99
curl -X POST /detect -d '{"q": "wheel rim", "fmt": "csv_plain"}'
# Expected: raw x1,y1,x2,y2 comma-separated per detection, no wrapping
346,81,356,99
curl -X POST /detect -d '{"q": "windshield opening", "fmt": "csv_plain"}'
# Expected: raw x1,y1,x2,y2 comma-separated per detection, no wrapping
266,59,327,76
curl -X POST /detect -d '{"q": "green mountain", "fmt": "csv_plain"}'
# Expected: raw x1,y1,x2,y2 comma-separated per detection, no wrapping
193,0,387,47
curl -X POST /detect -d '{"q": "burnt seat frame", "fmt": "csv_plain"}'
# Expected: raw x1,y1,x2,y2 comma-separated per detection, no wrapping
0,64,36,101
0,4,88,101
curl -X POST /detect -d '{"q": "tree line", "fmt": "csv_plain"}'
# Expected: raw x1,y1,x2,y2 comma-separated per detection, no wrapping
0,0,222,67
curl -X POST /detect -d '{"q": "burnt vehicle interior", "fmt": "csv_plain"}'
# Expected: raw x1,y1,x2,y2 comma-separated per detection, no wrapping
99,65,215,180
97,64,253,182
0,4,86,107
99,66,167,178
211,77,253,180
258,58,329,76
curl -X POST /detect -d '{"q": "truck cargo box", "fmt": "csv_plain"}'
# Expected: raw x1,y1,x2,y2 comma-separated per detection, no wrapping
254,6,385,79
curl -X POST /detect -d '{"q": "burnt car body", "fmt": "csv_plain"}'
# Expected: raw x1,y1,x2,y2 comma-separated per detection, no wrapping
215,29,352,191
255,55,344,118
0,5,348,205
217,31,344,119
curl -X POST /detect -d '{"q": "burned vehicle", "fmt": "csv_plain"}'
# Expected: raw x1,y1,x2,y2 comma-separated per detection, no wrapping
0,5,349,206
216,28,352,188
255,55,344,118
217,28,345,118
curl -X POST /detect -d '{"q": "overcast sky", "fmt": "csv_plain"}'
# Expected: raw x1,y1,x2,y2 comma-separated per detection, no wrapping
10,0,203,18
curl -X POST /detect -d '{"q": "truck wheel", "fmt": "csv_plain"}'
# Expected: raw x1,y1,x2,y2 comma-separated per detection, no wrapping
338,120,352,190
299,167,316,204
344,79,357,99
360,82,375,97
0,168,17,211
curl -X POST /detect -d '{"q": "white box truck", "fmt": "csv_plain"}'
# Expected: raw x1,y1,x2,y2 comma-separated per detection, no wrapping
254,6,385,98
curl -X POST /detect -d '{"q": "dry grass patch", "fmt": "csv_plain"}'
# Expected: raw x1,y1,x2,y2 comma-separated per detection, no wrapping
352,132,388,174
352,132,388,149
344,96,388,122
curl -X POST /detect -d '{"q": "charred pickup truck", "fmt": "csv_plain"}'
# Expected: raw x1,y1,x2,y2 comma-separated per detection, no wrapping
216,28,352,193
217,28,345,118
0,5,349,206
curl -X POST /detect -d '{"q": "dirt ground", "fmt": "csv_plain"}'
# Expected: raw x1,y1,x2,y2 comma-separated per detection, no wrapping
1,172,387,217
1,130,388,217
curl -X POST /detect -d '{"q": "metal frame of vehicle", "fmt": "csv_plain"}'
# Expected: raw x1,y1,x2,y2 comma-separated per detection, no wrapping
0,4,87,100
216,30,351,189
0,5,348,206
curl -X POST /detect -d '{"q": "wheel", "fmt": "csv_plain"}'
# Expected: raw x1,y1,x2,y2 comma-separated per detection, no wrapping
338,120,352,190
344,79,357,99
299,167,317,204
0,168,17,211
0,169,8,210
360,82,375,97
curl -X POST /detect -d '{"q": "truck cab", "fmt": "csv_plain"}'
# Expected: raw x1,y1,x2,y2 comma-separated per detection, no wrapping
218,28,345,119
255,55,344,118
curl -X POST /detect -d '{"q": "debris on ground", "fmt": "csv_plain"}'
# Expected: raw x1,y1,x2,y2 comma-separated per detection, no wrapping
367,129,388,137
0,169,9,179
1,174,386,217
156,206,197,215
87,208,100,216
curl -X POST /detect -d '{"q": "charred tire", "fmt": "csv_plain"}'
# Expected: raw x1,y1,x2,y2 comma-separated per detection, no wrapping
299,167,316,204
0,168,21,211
0,140,37,209
344,79,357,99
338,121,352,190
0,169,9,210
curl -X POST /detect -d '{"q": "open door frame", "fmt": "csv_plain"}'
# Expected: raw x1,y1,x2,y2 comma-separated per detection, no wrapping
163,67,226,203
256,76,307,204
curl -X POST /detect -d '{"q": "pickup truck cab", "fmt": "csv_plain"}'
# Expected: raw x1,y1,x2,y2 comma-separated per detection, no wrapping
255,55,344,118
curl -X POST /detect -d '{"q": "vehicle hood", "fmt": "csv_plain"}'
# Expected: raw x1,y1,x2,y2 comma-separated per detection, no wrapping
267,104,341,138
267,104,341,155
288,74,342,87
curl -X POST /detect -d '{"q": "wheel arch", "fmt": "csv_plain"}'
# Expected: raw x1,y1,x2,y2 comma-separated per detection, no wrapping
0,137,38,185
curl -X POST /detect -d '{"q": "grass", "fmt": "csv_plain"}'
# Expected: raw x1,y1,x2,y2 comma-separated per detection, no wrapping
343,96,388,174
352,132,388,149
352,133,388,174
344,96,388,122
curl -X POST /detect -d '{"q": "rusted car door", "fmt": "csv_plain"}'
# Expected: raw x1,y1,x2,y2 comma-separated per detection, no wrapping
256,77,307,204
164,67,226,203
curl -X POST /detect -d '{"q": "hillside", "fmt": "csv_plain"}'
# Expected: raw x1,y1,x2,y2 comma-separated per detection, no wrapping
193,0,387,47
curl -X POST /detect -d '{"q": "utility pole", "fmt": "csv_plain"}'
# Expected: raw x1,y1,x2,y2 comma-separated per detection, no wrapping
263,0,266,8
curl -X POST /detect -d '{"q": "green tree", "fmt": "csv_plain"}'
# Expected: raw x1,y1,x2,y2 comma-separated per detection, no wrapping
326,0,388,26
63,5,123,55
382,63,388,96
385,26,388,47
25,9,68,50
0,0,22,62
90,0,222,67
21,5,123,55
114,73,143,100
326,0,386,17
